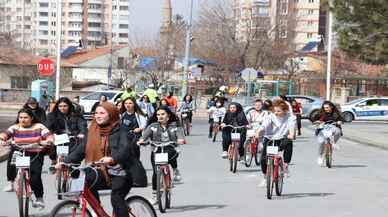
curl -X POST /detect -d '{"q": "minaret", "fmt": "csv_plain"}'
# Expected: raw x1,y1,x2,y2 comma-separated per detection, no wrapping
160,0,172,49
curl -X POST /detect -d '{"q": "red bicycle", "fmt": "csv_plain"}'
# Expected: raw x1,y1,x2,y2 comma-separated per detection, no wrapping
180,109,191,136
223,125,245,173
243,129,262,167
212,117,223,142
50,163,157,217
5,142,47,217
265,139,286,200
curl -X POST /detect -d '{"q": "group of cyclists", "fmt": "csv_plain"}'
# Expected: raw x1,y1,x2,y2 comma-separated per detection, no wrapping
207,91,344,186
0,83,345,216
0,85,195,216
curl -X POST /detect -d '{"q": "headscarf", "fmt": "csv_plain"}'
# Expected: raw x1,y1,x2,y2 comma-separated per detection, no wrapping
85,102,120,163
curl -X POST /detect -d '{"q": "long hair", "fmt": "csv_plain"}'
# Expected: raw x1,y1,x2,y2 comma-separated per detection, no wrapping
263,99,273,111
320,101,341,116
182,94,193,103
15,108,40,124
147,106,180,126
121,97,146,116
52,97,75,117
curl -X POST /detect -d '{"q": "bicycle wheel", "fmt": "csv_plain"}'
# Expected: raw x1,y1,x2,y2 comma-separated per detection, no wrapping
232,143,238,173
253,141,262,166
275,158,284,196
17,172,27,217
326,144,332,168
126,195,157,217
165,171,172,209
56,168,66,200
228,145,233,172
50,200,92,217
156,169,167,213
266,159,274,200
244,140,253,167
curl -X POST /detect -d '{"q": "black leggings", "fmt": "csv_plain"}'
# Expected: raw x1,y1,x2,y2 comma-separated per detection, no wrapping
150,146,178,190
7,151,45,198
85,169,132,217
260,137,293,175
221,130,246,157
296,114,302,134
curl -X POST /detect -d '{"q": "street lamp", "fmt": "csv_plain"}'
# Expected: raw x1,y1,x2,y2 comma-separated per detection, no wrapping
182,0,194,97
55,0,62,100
326,1,333,100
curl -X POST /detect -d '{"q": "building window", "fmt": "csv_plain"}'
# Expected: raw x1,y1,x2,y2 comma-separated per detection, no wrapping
120,6,128,11
39,12,48,17
40,39,48,45
10,76,29,89
119,33,128,38
308,9,314,15
39,2,49,7
309,0,314,3
39,21,48,26
307,33,313,38
119,24,128,29
117,57,125,69
308,20,313,25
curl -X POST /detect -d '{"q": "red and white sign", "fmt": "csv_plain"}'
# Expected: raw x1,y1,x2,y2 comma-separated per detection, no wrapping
37,58,55,77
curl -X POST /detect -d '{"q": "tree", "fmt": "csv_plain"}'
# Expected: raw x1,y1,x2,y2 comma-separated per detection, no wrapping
332,0,388,64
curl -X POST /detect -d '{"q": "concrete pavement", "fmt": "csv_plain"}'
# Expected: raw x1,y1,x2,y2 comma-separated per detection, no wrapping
0,120,387,216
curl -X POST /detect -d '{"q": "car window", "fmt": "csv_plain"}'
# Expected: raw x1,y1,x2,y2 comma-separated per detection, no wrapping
296,97,314,105
113,93,123,102
380,99,388,106
365,99,381,106
82,93,101,100
103,92,116,100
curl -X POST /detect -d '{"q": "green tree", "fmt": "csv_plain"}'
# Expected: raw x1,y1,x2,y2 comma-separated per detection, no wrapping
332,0,388,64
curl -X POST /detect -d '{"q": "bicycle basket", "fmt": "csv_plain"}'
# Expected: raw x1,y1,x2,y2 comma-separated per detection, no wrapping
69,173,86,193
155,153,169,165
15,156,30,168
267,146,279,155
247,130,256,138
56,145,69,156
231,133,241,142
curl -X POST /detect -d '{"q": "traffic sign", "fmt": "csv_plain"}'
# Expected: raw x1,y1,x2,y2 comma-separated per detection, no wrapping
37,58,55,77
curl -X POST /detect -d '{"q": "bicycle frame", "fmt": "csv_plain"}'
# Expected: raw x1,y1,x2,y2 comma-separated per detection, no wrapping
16,168,32,199
266,141,285,181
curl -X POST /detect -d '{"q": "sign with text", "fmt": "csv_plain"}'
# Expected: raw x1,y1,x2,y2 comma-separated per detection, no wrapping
37,58,55,77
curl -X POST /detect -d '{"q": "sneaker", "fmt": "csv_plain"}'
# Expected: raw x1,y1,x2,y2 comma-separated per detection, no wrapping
150,191,158,206
208,134,212,139
3,181,14,192
258,178,266,188
32,197,45,209
284,164,290,177
221,151,228,159
173,169,182,182
317,156,324,166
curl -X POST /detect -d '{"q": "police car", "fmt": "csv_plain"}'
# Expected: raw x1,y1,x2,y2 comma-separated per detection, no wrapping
341,97,388,122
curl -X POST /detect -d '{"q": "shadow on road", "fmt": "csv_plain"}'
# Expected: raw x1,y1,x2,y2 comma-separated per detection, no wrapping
278,192,335,200
238,168,261,173
167,204,227,213
332,164,368,168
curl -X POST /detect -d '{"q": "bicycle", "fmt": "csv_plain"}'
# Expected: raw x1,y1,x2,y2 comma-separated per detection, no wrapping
53,134,77,200
223,125,246,173
243,129,262,167
316,121,338,168
145,141,178,213
4,142,47,217
265,139,286,200
212,116,223,142
50,162,157,217
180,109,191,136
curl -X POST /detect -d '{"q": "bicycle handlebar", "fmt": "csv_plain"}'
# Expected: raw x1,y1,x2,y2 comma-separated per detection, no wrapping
222,125,247,129
144,141,177,147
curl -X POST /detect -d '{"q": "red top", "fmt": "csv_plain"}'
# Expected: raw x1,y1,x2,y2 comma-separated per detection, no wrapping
292,103,302,114
165,96,178,109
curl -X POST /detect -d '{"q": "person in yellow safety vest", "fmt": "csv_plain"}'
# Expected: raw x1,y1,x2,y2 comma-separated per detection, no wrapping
143,84,159,109
120,87,138,100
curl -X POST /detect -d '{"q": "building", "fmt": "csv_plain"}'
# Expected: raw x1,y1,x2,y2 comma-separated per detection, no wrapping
233,0,320,51
0,0,130,56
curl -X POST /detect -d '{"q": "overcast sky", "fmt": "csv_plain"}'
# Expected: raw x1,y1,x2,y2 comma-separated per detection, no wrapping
128,0,208,36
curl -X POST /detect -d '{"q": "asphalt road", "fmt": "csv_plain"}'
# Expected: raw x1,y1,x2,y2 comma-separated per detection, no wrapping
0,120,387,217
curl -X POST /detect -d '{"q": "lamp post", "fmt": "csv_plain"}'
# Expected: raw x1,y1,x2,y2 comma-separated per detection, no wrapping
326,1,333,100
182,0,194,97
55,0,62,100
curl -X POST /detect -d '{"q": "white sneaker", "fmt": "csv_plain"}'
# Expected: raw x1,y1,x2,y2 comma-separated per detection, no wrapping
173,169,182,182
32,197,45,209
3,181,14,192
221,151,228,159
259,178,266,188
284,164,290,178
150,191,157,206
317,156,324,166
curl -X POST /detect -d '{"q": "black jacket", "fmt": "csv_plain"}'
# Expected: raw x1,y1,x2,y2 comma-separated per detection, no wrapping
222,103,249,131
64,125,135,177
46,112,87,136
24,106,46,123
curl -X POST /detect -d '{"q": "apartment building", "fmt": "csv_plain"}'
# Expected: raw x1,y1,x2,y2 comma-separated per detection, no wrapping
233,0,320,51
0,0,130,55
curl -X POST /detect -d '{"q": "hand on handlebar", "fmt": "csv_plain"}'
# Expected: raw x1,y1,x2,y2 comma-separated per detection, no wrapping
220,123,226,128
99,156,114,165
177,139,185,145
77,134,85,139
40,140,53,146
0,140,7,146
137,139,145,146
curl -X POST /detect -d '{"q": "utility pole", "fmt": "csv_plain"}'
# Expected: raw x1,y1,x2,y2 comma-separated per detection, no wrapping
182,0,194,97
55,0,62,100
326,1,333,100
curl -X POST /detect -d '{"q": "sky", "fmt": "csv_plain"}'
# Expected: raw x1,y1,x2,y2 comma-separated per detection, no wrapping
128,0,207,36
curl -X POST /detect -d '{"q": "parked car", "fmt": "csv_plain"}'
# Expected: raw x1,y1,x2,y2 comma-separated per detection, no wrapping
244,95,324,121
79,90,123,119
341,97,388,122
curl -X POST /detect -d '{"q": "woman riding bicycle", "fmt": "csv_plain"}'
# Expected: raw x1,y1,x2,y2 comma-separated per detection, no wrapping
120,97,147,159
46,97,87,168
208,100,226,139
256,100,295,187
315,101,343,166
0,108,53,208
58,102,135,217
178,94,194,124
220,102,249,159
138,106,185,201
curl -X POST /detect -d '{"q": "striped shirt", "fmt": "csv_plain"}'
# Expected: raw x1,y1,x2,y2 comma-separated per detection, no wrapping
0,123,53,152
